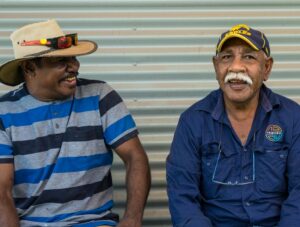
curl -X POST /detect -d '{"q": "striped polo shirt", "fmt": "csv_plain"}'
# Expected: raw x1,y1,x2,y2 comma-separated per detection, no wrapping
0,78,138,227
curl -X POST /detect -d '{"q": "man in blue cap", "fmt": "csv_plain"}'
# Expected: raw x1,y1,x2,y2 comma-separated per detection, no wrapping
166,24,300,226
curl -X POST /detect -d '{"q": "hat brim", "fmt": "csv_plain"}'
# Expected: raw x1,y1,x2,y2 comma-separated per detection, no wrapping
216,34,259,54
0,40,97,86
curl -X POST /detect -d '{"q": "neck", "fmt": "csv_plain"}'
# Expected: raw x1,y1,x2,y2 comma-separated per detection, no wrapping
226,102,258,122
224,94,259,122
224,94,260,145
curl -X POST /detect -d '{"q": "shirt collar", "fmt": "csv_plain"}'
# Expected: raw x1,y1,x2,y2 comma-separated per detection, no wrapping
194,84,281,121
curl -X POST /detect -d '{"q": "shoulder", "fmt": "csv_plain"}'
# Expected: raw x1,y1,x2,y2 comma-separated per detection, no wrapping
0,86,27,103
181,89,220,119
269,90,300,114
178,90,220,131
0,86,28,115
75,78,117,98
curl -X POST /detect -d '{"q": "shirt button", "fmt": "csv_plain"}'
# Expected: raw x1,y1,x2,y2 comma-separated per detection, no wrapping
246,202,251,206
244,176,249,180
243,148,247,152
207,162,211,166
279,154,285,159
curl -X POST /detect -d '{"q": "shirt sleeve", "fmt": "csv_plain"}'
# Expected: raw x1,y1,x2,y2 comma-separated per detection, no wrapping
0,118,14,163
99,83,138,149
166,114,212,227
278,116,300,226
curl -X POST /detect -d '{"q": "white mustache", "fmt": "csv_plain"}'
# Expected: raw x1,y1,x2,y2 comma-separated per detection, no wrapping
224,72,253,85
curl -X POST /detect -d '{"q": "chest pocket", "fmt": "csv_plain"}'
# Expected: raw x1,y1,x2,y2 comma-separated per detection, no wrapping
255,143,288,193
201,142,239,198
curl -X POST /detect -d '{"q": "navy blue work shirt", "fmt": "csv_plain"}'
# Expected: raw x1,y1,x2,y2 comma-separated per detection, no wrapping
166,85,300,227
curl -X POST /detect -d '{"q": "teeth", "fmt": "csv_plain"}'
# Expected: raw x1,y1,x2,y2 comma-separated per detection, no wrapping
65,76,75,81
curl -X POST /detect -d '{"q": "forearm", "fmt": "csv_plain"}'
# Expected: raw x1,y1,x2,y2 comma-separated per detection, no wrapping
0,191,19,227
121,153,151,226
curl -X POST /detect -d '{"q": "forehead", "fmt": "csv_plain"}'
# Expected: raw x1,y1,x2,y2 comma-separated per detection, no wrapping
220,38,256,52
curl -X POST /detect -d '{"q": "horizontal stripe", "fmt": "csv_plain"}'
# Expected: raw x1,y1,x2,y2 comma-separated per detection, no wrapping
22,200,114,223
73,220,117,227
14,133,64,156
1,96,99,128
15,172,112,209
15,164,55,185
75,81,111,101
99,90,123,116
77,78,105,87
55,152,113,173
64,126,103,142
13,125,104,156
14,140,109,171
14,165,111,197
14,152,113,185
1,100,73,128
73,95,99,113
111,129,138,149
0,144,12,156
104,115,136,145
0,158,13,163
0,118,4,131
19,211,118,227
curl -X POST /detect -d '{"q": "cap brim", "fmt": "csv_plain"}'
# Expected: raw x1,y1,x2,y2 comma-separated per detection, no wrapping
0,40,98,86
216,34,259,54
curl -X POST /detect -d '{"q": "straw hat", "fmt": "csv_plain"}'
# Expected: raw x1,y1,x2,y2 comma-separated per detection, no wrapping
0,19,98,86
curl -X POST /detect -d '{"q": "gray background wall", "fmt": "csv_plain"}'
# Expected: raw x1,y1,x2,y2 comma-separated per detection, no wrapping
1,1,300,226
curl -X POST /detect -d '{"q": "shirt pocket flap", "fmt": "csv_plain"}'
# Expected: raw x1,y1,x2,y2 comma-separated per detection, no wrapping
255,143,289,154
201,141,238,158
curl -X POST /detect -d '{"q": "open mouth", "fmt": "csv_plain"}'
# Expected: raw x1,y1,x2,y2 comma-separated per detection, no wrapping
224,73,252,85
60,72,78,83
64,76,76,82
228,79,247,84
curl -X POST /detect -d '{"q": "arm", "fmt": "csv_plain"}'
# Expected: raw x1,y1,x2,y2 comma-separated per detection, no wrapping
166,116,212,227
278,131,300,227
0,163,19,227
114,136,151,227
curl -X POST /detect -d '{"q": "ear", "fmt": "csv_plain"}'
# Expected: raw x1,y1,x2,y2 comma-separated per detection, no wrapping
263,57,273,81
212,56,219,79
19,60,37,78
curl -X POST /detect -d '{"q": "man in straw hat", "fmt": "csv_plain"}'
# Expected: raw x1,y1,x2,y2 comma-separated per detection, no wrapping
167,24,300,226
0,19,150,227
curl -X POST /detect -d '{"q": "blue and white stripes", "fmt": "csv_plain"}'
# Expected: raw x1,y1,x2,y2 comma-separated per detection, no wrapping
0,78,138,226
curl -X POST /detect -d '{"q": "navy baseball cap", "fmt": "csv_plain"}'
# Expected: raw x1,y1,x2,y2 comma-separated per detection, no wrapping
216,24,270,57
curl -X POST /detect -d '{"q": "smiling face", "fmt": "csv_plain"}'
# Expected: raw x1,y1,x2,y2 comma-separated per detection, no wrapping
22,57,80,101
213,38,273,107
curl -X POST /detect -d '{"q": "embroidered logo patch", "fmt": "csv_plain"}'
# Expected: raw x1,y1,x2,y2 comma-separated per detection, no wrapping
265,124,283,142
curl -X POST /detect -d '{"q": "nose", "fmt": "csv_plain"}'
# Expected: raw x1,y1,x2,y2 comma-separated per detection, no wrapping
228,55,246,73
65,57,80,71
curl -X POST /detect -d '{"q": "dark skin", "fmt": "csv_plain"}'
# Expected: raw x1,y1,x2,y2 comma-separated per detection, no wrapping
0,57,151,227
0,164,19,227
213,38,273,145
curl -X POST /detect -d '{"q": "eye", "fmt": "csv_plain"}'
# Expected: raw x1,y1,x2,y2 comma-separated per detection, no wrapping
244,54,256,60
218,53,232,61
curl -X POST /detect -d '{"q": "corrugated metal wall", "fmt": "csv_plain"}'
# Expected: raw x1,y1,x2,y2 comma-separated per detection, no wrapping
1,1,300,226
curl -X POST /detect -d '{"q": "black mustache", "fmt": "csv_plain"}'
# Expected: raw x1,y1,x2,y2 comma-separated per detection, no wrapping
63,72,79,78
